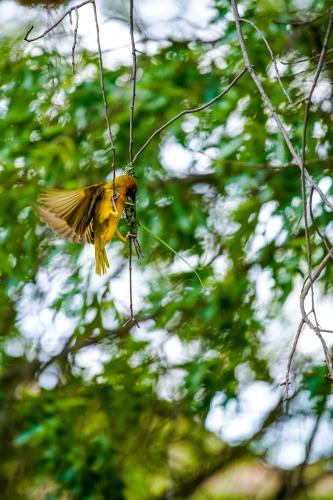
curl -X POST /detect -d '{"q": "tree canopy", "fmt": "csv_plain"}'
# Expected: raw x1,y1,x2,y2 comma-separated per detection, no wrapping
0,0,333,498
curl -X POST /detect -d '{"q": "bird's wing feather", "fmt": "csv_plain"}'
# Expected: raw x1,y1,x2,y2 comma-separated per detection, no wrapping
85,221,94,244
38,184,103,236
36,206,86,243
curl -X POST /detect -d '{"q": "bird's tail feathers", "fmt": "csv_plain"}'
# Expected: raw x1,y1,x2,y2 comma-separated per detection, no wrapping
95,245,109,275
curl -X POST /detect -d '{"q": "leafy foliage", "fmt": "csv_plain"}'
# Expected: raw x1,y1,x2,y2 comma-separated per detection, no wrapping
0,0,333,498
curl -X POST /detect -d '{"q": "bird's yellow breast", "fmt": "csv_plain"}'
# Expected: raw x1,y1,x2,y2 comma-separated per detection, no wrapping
97,189,116,222
94,189,126,246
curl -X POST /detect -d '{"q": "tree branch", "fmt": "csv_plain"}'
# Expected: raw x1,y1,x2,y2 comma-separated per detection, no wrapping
70,7,79,76
231,0,333,213
92,0,116,184
130,68,247,166
300,250,333,379
300,6,333,340
273,12,326,27
239,17,291,103
283,319,305,402
231,0,333,392
24,0,117,184
283,252,333,400
309,186,333,255
129,0,137,168
280,47,333,65
24,0,93,42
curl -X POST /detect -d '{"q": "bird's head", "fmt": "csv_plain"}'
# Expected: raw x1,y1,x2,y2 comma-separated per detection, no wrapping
115,175,137,202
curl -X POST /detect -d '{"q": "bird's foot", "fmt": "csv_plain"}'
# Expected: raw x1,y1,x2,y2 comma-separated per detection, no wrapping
111,192,119,214
126,232,143,258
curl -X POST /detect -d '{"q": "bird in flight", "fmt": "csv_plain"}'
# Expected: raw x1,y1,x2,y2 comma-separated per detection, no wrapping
37,175,137,275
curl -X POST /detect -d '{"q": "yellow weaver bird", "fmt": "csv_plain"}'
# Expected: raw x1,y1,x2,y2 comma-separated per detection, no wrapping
37,175,137,275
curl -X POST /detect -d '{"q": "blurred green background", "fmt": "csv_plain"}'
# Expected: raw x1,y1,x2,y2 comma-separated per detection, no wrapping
0,0,333,498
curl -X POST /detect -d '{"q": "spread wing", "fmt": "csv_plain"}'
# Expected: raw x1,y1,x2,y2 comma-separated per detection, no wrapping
36,205,87,243
38,184,103,237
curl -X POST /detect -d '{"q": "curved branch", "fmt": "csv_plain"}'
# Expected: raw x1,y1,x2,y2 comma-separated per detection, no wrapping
300,6,333,347
231,0,333,213
239,17,291,103
24,0,93,42
309,186,333,255
284,249,333,400
300,250,333,380
130,68,247,166
283,319,305,402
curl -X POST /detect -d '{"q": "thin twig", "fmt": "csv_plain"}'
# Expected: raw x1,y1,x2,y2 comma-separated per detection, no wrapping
284,247,333,401
24,0,117,185
309,187,333,255
239,17,291,103
92,0,116,187
129,237,134,318
300,137,317,330
218,156,333,169
273,12,326,27
124,0,140,327
71,8,79,76
304,8,333,106
140,223,205,288
299,250,333,380
300,7,333,334
298,397,327,484
129,0,137,169
231,0,333,213
104,13,224,45
123,237,140,328
231,0,333,388
130,68,247,166
283,319,305,402
281,59,333,82
280,47,333,65
24,0,93,42
300,253,333,335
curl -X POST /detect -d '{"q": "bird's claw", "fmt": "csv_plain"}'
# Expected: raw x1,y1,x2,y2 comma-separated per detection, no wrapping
133,238,143,259
126,232,143,258
112,192,119,213
126,232,137,240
